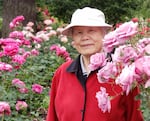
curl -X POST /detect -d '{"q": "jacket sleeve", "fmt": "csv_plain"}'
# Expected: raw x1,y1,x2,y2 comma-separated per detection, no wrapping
125,87,144,121
46,71,59,121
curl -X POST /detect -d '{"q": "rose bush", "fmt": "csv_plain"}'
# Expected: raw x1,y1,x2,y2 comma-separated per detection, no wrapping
0,15,75,121
89,18,150,120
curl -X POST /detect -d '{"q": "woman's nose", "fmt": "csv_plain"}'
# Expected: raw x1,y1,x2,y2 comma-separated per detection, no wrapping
81,32,90,40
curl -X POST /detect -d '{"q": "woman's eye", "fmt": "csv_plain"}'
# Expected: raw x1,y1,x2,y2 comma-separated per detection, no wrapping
74,31,82,35
89,29,95,32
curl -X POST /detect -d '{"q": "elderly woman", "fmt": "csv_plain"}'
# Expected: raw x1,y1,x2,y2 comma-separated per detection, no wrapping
46,7,143,121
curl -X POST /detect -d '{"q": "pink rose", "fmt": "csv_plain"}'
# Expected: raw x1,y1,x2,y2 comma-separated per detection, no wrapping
144,44,150,54
134,38,150,57
133,56,150,84
44,19,52,25
50,44,58,51
50,45,71,61
12,15,25,23
18,87,29,94
27,22,34,27
65,57,72,61
3,44,19,56
60,36,68,43
31,36,43,43
9,15,25,29
48,30,57,37
89,52,107,71
145,79,150,88
112,45,138,65
9,31,24,40
103,21,138,53
142,56,150,76
32,84,43,94
96,87,111,113
0,102,11,116
9,22,15,29
15,101,28,111
12,54,26,65
0,38,19,46
31,49,39,56
97,62,118,83
0,52,4,58
23,51,31,59
132,18,139,23
56,46,66,56
115,64,136,95
12,78,26,88
103,31,118,53
0,62,13,71
115,21,138,41
22,39,31,46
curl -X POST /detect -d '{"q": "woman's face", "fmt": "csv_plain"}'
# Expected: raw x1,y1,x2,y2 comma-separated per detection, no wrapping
72,26,105,57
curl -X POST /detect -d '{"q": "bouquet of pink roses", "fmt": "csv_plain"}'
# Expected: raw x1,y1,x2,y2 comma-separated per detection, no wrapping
88,19,150,114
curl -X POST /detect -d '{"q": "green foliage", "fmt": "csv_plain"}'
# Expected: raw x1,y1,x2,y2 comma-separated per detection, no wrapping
0,0,2,36
137,87,150,121
132,0,150,19
46,0,141,24
35,0,65,32
0,40,65,120
0,17,2,36
0,0,3,16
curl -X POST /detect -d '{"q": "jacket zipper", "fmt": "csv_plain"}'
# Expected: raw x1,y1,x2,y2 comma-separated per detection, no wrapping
81,75,87,121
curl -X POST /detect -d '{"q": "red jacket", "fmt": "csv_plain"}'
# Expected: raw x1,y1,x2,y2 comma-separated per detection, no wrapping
46,56,144,121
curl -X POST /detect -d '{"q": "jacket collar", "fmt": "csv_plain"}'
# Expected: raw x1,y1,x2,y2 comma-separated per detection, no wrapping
66,54,81,73
66,54,87,88
66,52,112,74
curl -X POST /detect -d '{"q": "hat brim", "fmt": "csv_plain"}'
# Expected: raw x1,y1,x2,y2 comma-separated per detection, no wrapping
62,23,112,36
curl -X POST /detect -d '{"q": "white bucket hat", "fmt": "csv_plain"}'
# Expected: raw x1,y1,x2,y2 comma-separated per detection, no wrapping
62,7,112,36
